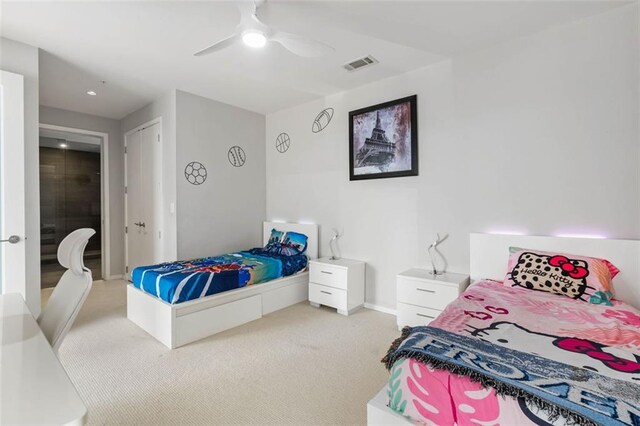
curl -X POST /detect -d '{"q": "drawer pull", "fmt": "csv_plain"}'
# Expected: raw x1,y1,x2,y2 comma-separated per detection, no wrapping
320,270,333,275
320,290,332,295
416,288,435,293
417,313,435,319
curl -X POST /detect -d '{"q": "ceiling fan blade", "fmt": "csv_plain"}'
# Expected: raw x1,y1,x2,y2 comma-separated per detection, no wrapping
194,33,239,56
237,0,258,23
238,0,270,34
271,31,334,58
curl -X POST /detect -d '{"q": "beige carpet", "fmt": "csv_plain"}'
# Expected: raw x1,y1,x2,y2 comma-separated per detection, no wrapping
42,280,399,425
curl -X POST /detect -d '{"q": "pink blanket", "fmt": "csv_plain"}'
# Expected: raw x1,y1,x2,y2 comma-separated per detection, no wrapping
387,280,640,425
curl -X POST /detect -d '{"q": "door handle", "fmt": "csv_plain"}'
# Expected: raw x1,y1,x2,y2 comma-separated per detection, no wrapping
134,222,146,228
0,235,20,244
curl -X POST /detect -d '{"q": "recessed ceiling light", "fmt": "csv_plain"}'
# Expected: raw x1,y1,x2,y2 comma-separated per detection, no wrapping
242,31,267,48
59,143,68,148
87,90,97,96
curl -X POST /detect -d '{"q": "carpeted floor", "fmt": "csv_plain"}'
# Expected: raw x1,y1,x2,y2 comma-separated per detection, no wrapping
42,280,399,425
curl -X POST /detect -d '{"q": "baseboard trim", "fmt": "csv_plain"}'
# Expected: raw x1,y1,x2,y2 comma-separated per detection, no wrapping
105,274,124,281
364,303,396,316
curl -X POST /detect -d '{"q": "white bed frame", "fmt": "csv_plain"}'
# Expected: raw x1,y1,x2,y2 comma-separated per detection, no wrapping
127,221,318,349
469,233,640,309
367,233,640,424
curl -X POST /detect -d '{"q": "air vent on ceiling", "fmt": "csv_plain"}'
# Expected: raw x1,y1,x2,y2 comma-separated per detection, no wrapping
343,55,378,72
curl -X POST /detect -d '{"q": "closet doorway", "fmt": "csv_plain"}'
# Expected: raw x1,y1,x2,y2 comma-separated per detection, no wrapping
39,124,110,287
124,119,162,279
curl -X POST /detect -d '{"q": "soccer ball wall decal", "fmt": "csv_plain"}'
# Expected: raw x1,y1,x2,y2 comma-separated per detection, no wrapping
312,107,334,133
184,161,207,185
228,146,246,167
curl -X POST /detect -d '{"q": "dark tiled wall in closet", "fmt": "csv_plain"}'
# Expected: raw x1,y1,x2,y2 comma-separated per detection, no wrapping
39,147,101,265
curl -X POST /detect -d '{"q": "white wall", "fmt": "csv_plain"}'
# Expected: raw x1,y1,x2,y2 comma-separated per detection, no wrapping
121,90,178,264
39,105,125,278
175,90,266,260
0,37,41,314
266,4,640,310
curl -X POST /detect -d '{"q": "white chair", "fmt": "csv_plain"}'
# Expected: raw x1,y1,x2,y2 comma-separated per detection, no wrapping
38,228,96,353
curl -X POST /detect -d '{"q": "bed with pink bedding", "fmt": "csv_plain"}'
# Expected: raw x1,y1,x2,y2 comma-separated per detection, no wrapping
384,280,640,425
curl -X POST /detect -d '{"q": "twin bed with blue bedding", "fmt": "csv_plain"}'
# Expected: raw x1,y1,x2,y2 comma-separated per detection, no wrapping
131,247,308,304
127,222,317,349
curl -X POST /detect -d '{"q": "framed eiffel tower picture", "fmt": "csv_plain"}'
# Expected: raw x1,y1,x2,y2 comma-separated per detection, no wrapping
349,95,418,181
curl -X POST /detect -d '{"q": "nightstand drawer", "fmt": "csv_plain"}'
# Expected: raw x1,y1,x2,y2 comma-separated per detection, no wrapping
309,264,347,289
309,283,347,310
397,303,441,327
397,278,458,310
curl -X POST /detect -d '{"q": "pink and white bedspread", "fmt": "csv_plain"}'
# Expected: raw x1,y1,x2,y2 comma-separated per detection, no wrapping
386,280,640,425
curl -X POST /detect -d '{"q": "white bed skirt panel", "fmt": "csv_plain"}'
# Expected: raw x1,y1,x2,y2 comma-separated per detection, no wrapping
127,271,309,349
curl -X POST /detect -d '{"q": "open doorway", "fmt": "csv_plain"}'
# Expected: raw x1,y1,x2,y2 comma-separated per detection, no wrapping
39,125,110,287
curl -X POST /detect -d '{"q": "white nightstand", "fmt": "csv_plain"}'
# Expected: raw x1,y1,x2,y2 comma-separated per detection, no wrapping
308,257,365,316
396,269,470,330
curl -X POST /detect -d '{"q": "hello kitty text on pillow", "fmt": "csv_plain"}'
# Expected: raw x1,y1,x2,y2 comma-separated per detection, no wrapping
504,247,620,305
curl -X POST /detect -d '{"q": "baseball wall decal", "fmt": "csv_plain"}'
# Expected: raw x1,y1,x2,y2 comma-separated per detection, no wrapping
228,146,246,167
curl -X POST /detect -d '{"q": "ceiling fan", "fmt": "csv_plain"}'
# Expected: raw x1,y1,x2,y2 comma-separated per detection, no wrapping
194,0,334,58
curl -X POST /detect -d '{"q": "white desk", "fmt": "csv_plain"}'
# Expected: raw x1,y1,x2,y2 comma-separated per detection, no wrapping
0,293,87,425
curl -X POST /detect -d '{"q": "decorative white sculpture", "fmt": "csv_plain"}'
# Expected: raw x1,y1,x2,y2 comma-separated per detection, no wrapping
428,233,448,275
329,228,342,260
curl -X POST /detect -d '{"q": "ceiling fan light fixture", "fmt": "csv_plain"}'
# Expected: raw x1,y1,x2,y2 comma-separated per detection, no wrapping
194,2,334,58
242,30,267,48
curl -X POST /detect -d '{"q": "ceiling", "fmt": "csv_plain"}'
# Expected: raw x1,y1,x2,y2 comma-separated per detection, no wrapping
0,1,631,119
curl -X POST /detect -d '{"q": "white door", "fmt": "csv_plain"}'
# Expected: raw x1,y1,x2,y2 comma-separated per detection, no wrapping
0,70,26,295
125,122,162,278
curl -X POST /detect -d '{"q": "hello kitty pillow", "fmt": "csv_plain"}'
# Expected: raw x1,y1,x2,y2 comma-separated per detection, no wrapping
504,247,619,305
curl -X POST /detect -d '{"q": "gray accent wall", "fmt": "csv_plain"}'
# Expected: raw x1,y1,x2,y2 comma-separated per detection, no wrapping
265,3,640,310
40,105,125,278
120,89,265,264
175,90,266,260
0,37,41,315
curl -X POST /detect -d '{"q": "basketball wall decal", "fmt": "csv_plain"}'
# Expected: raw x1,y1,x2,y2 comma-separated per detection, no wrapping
312,107,334,133
185,161,207,185
228,146,246,167
276,132,290,153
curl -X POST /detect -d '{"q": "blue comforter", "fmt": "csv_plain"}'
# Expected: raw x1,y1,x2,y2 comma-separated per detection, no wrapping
131,248,307,304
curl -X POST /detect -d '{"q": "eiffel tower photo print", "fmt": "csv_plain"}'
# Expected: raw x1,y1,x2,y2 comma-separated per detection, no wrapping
348,95,418,181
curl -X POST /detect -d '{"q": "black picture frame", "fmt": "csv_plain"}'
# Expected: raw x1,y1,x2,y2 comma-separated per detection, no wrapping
348,95,418,181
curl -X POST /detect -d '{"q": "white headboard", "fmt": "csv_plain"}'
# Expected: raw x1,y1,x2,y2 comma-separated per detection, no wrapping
470,233,640,309
263,221,319,260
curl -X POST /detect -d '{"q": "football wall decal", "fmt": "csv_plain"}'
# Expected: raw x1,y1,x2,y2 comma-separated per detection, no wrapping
312,107,334,133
